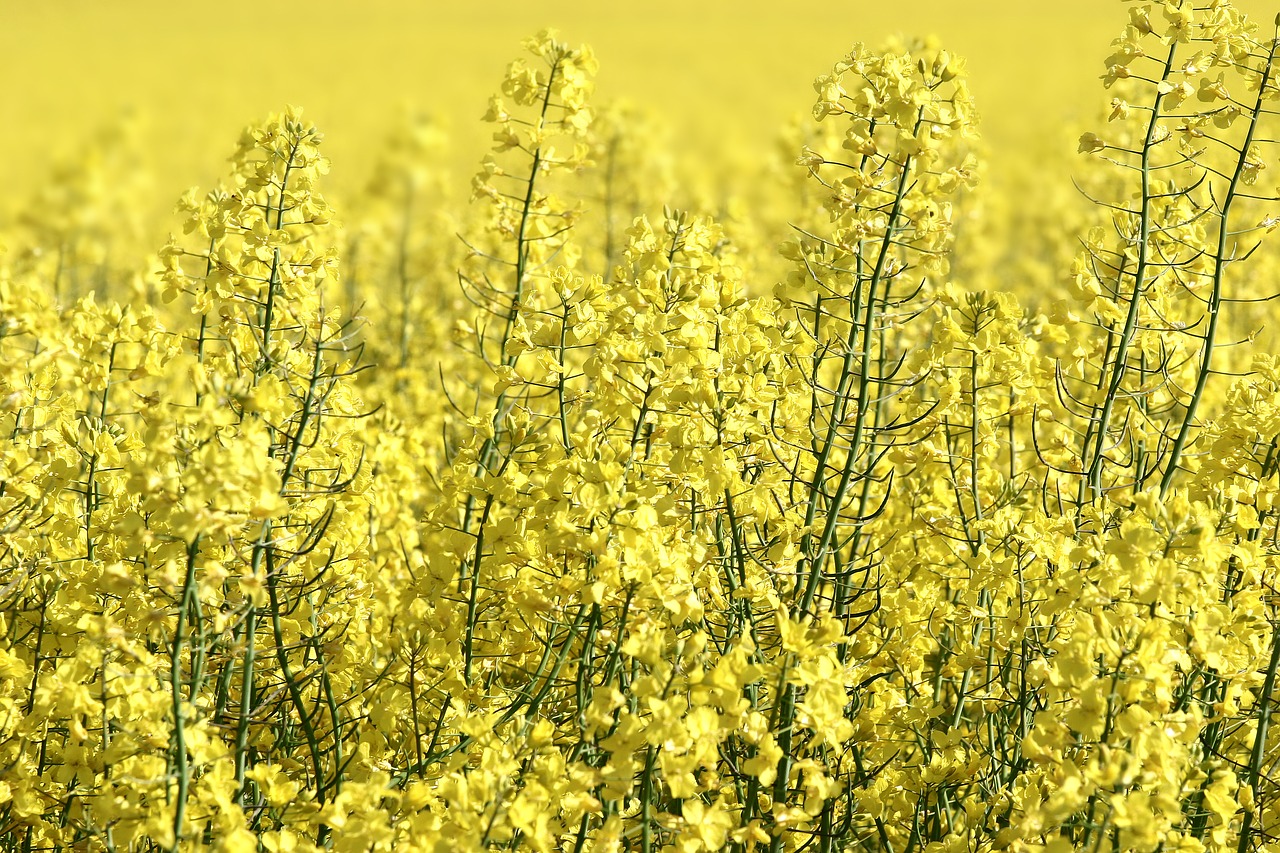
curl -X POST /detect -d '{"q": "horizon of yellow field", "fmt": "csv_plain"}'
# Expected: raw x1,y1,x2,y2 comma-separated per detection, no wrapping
2,1,1274,218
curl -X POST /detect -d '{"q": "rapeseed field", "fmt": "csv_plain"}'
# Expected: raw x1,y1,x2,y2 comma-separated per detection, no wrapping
3,2,1280,851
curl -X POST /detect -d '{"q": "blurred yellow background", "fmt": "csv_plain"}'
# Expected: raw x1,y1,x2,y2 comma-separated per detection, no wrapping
1,1,1274,209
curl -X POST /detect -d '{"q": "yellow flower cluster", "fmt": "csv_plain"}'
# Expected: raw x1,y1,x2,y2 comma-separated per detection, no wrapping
3,9,1280,853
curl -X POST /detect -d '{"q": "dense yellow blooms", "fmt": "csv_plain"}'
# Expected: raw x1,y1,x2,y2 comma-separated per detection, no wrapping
6,8,1280,853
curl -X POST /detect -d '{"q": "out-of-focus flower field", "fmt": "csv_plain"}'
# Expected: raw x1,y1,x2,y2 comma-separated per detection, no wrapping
0,0,1134,200
6,2,1280,852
